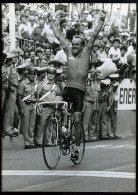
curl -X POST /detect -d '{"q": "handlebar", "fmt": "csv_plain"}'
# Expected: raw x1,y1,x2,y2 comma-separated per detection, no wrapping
37,101,70,115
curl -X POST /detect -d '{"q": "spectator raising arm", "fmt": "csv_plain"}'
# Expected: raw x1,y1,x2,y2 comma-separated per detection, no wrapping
48,13,69,53
87,10,107,53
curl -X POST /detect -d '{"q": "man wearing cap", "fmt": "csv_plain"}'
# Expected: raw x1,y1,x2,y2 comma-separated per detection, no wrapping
108,74,122,139
28,16,38,39
79,10,89,23
35,67,58,147
98,79,115,140
3,53,19,137
82,70,100,142
47,10,107,159
17,68,38,149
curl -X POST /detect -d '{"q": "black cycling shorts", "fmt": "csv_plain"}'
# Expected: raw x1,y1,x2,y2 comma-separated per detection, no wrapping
57,87,85,112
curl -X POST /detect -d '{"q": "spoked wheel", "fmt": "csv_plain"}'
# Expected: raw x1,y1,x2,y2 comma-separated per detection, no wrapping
71,123,85,165
42,116,61,170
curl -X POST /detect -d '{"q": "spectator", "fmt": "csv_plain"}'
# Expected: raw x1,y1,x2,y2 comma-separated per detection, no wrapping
59,19,67,36
66,22,81,41
110,26,120,38
25,8,30,22
108,33,115,47
53,48,67,65
28,16,38,39
108,38,121,58
44,47,54,63
18,15,30,39
31,19,47,44
84,21,94,40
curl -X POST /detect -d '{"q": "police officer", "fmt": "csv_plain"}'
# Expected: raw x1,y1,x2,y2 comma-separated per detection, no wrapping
3,53,19,137
82,70,101,141
16,62,28,84
108,74,122,139
35,67,58,147
98,79,115,140
18,67,38,149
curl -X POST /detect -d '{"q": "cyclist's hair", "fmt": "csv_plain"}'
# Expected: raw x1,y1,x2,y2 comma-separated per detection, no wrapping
72,35,85,47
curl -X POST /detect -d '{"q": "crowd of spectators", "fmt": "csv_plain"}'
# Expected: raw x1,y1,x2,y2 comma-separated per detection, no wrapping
2,3,136,148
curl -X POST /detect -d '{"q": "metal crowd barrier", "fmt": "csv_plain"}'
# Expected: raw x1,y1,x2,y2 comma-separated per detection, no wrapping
17,38,45,53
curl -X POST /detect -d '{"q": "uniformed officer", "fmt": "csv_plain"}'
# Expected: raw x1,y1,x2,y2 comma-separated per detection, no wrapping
34,66,47,140
16,62,28,84
17,67,38,149
35,67,58,147
82,70,101,142
98,79,115,140
3,53,19,137
35,66,47,84
108,74,122,139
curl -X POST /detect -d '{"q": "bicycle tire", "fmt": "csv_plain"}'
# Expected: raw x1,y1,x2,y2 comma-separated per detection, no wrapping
42,116,61,170
71,123,85,165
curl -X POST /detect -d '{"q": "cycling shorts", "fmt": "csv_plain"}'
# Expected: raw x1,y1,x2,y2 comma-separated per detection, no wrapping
57,87,85,112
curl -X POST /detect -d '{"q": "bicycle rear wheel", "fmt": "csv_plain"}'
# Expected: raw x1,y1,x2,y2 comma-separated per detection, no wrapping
71,123,85,165
42,116,61,170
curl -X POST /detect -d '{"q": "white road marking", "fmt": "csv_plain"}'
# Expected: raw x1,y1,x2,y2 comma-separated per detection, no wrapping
86,145,135,149
2,170,135,179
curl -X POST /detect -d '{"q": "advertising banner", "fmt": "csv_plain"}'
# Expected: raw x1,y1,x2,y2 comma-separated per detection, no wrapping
117,79,136,110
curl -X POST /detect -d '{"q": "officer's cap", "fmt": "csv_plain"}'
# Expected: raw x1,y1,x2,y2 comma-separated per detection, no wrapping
109,74,119,79
101,79,111,85
35,66,47,72
28,67,37,75
47,67,57,74
17,63,28,70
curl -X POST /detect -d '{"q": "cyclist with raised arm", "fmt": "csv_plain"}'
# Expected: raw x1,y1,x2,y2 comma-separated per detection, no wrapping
47,10,107,160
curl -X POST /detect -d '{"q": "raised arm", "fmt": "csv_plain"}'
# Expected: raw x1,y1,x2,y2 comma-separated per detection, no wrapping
87,10,107,53
48,14,69,53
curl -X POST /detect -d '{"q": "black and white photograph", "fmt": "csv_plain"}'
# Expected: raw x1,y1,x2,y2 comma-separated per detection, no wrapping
1,2,136,192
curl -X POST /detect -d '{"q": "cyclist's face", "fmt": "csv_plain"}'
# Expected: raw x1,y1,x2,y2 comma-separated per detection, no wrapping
72,38,82,55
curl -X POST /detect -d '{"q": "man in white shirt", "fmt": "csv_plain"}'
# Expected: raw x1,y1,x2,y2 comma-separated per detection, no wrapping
18,15,30,39
53,49,67,65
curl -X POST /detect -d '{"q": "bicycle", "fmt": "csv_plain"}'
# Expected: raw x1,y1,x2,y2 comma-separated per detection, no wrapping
37,99,85,170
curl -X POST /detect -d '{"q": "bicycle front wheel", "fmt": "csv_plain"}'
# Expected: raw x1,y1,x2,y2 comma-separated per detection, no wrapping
42,116,61,170
71,123,85,165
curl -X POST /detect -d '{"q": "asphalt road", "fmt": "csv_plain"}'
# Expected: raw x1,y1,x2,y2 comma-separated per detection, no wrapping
1,136,136,192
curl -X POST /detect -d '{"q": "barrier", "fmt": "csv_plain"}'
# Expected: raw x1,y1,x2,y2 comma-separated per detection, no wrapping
17,38,46,53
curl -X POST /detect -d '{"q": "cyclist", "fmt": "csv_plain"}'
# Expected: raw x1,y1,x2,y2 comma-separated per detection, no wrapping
48,10,107,160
